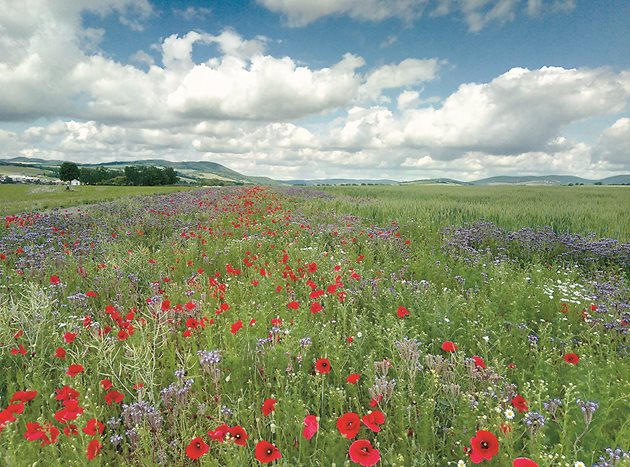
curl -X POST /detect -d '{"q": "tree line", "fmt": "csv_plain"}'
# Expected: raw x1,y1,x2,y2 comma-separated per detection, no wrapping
59,162,179,186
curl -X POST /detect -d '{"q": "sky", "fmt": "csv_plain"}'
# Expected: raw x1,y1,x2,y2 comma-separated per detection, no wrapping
0,0,629,181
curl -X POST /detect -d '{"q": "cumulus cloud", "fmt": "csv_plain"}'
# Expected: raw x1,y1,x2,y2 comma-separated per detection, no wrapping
592,118,630,167
257,0,428,27
359,58,442,100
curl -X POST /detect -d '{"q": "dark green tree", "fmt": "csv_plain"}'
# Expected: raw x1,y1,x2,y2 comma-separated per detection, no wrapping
59,162,80,181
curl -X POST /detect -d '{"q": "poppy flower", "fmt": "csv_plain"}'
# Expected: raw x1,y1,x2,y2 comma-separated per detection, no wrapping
10,390,37,403
86,439,102,460
82,418,105,436
563,353,579,365
228,425,248,446
287,301,300,310
100,379,113,390
310,302,323,314
11,344,27,355
348,439,381,466
469,430,499,464
64,332,77,343
66,364,84,377
104,390,124,405
186,437,209,459
50,275,60,285
255,440,281,463
55,386,80,401
441,341,458,352
55,347,66,359
361,410,386,432
511,394,529,413
513,458,539,467
303,415,319,440
336,412,361,439
346,373,361,384
396,306,409,318
369,395,383,408
315,358,331,374
208,424,229,442
262,398,277,416
472,356,486,369
230,320,243,334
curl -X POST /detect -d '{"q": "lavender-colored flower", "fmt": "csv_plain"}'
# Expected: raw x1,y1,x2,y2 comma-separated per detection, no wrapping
576,399,599,425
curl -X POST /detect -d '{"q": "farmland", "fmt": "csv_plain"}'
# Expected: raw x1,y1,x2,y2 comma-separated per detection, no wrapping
0,185,628,466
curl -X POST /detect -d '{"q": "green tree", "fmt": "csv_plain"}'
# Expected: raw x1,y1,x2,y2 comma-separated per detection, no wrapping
59,162,80,181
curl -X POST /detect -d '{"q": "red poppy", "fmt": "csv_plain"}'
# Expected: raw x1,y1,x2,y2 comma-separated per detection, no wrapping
348,439,381,466
228,425,248,446
208,424,229,442
55,386,80,401
346,373,361,384
472,356,486,369
563,353,579,365
511,394,529,413
513,458,539,467
396,306,409,318
64,332,77,343
230,320,243,334
66,364,84,377
11,344,27,355
82,418,105,436
441,341,458,352
55,347,66,359
336,412,361,439
310,302,323,313
469,430,499,464
100,379,113,390
369,395,383,408
287,301,300,310
86,439,102,460
315,358,331,374
262,398,277,416
24,422,59,446
50,275,60,285
303,415,319,440
104,390,124,405
361,410,386,432
255,440,282,463
10,390,37,403
54,399,84,424
186,437,210,459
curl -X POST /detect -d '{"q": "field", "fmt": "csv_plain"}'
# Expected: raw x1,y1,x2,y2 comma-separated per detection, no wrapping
0,185,196,215
0,185,628,466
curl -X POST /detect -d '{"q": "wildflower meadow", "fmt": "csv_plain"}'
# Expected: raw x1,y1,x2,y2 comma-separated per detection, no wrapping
0,185,629,466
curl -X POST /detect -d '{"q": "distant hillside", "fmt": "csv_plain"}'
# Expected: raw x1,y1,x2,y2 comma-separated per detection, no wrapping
600,174,630,185
471,175,597,185
283,179,397,186
402,178,470,185
1,157,279,185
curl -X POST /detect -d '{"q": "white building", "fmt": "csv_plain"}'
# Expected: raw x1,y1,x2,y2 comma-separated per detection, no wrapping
70,179,81,186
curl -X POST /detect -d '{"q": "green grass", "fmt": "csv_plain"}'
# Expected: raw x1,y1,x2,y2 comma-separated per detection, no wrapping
321,185,630,241
0,184,196,215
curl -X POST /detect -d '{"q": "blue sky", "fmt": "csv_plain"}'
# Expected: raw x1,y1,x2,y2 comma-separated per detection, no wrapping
0,0,628,180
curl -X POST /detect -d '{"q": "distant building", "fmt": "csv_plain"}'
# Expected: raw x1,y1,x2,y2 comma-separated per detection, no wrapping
70,179,81,186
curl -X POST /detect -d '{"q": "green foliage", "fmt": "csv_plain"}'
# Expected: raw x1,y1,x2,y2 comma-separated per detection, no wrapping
124,165,179,186
58,162,80,181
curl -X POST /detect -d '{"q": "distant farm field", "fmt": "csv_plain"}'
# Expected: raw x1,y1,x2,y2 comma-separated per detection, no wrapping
0,185,628,466
322,185,630,241
0,184,196,215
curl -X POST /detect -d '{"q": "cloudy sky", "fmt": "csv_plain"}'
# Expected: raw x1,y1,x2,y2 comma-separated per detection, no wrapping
0,0,628,180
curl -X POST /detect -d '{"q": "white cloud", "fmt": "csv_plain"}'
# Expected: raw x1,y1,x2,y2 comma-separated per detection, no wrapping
359,58,442,100
173,6,213,21
592,118,630,167
432,0,575,32
166,53,365,120
257,0,428,26
398,66,629,156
